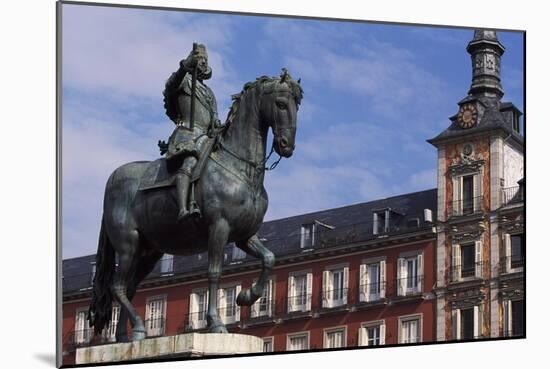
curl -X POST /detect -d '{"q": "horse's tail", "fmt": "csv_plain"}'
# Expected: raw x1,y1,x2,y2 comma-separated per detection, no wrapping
87,216,115,334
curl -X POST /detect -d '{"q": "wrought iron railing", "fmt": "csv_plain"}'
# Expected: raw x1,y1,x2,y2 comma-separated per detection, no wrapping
450,261,484,281
145,317,166,338
500,256,525,273
501,186,524,206
287,293,312,313
394,276,424,296
358,281,387,302
450,196,483,217
321,287,349,308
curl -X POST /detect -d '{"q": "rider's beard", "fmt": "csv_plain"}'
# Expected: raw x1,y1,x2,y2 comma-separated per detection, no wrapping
197,65,212,81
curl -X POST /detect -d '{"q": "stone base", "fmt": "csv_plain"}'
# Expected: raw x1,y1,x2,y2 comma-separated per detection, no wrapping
76,333,263,364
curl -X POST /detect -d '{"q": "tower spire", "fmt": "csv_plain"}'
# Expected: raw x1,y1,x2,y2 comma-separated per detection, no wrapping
467,29,505,99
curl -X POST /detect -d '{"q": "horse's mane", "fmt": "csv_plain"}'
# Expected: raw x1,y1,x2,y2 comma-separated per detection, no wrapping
222,71,304,130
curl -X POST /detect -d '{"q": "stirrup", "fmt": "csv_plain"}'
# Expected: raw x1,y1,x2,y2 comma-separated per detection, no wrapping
189,201,201,218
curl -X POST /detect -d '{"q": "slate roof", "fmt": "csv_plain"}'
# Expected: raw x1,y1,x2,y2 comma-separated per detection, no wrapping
62,188,437,294
427,100,524,146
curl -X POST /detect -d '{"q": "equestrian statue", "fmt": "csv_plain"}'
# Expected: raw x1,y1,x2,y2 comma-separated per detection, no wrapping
86,42,303,342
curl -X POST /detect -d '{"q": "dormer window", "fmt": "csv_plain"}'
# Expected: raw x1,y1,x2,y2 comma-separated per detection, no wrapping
373,209,390,235
300,223,315,248
513,113,520,133
90,262,96,285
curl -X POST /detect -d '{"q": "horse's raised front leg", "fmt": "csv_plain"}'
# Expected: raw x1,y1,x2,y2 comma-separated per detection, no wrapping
207,219,230,333
110,230,146,341
235,234,275,306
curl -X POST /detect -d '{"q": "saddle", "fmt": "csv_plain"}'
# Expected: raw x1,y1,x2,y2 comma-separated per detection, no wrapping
138,136,216,191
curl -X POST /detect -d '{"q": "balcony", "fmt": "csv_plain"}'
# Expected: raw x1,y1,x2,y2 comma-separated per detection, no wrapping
501,186,524,206
500,256,525,274
359,281,387,303
450,261,484,282
450,196,483,217
394,276,424,298
145,317,166,338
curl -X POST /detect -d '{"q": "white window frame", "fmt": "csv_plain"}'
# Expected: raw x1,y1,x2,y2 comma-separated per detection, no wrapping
189,288,209,330
503,299,523,337
287,271,312,313
358,320,386,346
263,336,274,352
90,262,96,286
373,209,390,235
145,294,167,337
322,265,349,308
251,278,275,318
398,314,423,344
359,258,386,302
397,252,423,296
323,326,347,349
218,284,241,324
286,331,310,351
159,254,174,274
452,305,482,340
452,240,483,282
503,233,524,273
102,304,120,342
452,171,482,216
74,307,92,345
300,223,315,248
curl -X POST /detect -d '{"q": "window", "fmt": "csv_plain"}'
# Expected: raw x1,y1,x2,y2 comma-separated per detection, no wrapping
189,289,208,329
159,254,173,274
145,296,166,337
359,321,386,346
101,305,120,342
287,332,309,351
324,327,346,348
251,279,274,318
263,337,274,352
322,267,349,308
453,306,481,340
504,300,525,337
90,262,96,286
359,260,386,302
287,272,312,312
460,243,475,278
74,309,92,345
511,234,525,269
462,175,474,214
218,285,241,324
300,224,315,248
452,241,482,281
399,316,421,344
373,209,390,235
452,173,481,216
397,254,423,296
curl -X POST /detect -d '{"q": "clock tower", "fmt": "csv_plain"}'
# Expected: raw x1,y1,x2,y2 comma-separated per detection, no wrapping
428,30,524,341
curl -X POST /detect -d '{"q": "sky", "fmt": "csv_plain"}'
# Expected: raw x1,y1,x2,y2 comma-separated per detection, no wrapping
61,4,524,259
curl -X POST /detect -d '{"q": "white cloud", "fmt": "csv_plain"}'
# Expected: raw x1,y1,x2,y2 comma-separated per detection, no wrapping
62,4,240,110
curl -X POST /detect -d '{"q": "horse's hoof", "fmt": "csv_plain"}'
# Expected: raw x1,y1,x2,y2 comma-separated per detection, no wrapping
132,330,146,341
177,210,190,223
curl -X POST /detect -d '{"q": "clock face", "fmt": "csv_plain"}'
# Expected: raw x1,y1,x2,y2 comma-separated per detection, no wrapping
457,103,478,129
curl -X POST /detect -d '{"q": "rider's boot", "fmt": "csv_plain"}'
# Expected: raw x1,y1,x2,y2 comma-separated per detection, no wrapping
175,171,192,222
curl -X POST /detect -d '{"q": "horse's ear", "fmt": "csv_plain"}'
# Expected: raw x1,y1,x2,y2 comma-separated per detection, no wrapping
297,78,301,84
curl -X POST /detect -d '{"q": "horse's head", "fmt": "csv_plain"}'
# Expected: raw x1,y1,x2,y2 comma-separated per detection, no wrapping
258,69,303,158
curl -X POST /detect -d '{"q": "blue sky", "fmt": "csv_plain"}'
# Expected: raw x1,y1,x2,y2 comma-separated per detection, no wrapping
61,4,524,258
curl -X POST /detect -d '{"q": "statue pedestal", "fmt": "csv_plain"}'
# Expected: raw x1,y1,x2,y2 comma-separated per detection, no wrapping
75,333,263,364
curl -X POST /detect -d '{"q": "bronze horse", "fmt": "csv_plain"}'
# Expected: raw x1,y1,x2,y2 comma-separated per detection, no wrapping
88,72,303,341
